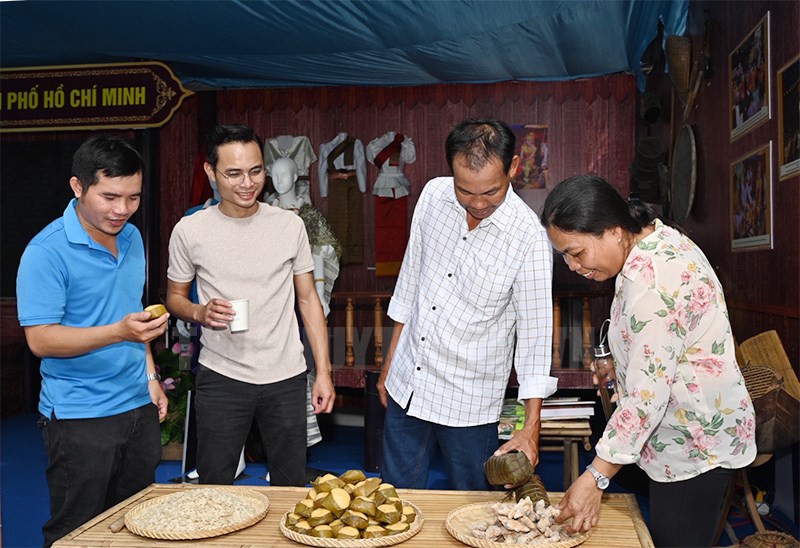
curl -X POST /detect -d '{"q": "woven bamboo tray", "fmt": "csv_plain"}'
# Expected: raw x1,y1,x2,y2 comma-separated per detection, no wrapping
740,531,800,547
124,487,269,540
279,501,424,547
445,503,590,548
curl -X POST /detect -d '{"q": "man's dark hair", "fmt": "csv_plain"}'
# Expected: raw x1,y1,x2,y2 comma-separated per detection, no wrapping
71,136,144,189
205,124,264,168
445,118,517,173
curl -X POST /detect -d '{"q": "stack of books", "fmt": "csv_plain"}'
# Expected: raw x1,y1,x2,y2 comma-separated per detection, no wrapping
498,397,595,439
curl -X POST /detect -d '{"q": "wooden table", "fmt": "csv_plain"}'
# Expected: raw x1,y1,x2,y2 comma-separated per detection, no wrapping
54,483,653,547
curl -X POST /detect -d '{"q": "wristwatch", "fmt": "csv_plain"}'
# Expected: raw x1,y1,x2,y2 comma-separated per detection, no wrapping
586,464,610,490
146,372,161,382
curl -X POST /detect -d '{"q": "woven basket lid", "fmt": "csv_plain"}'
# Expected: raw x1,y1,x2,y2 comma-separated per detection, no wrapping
637,137,666,160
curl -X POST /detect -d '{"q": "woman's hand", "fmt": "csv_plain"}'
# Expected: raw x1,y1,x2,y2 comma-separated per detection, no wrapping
555,472,603,534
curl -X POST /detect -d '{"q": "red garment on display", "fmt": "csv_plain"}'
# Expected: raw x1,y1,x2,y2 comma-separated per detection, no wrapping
374,194,407,277
373,133,404,169
189,148,213,206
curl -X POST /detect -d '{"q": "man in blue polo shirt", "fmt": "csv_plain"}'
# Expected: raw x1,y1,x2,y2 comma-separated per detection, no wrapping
16,136,170,547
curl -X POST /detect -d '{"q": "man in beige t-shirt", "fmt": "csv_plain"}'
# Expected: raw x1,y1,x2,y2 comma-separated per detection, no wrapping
166,124,335,485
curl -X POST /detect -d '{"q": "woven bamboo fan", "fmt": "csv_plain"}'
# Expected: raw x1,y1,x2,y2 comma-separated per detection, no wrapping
670,124,696,223
666,35,691,104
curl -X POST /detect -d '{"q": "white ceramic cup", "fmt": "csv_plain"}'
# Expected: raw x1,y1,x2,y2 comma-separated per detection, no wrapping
228,299,249,332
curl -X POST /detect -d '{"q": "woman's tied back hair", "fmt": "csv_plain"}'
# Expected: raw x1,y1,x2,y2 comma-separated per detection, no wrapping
540,174,657,236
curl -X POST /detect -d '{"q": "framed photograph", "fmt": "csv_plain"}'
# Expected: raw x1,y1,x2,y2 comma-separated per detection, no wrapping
777,54,800,179
729,12,771,141
511,125,551,191
730,142,773,251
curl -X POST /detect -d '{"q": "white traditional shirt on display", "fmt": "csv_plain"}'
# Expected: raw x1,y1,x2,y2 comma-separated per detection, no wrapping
366,131,416,198
263,135,317,205
317,132,367,197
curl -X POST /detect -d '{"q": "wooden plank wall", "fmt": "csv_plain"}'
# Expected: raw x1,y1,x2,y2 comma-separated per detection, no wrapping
155,78,636,326
677,0,799,366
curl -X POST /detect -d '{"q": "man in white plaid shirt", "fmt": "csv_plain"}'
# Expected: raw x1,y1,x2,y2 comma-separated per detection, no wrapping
377,118,558,490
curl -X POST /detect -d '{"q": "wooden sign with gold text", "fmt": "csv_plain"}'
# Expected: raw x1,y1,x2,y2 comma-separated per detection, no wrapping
0,62,193,132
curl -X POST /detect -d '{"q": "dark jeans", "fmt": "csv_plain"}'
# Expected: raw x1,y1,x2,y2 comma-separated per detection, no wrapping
649,467,736,547
38,403,160,548
194,366,307,486
381,396,498,490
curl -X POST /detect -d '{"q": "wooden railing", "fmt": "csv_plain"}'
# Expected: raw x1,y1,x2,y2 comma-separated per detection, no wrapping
328,289,611,389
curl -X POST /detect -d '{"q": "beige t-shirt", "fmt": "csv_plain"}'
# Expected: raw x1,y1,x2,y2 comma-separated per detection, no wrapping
167,203,315,384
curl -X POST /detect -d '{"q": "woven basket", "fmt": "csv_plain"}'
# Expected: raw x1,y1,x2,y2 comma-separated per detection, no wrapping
739,331,800,400
124,487,269,540
741,363,800,453
639,91,662,124
445,502,590,548
279,500,423,547
740,530,800,548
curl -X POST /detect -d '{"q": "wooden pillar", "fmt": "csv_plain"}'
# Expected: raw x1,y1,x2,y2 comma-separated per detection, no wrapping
345,297,354,367
374,298,384,369
552,300,562,368
582,297,592,368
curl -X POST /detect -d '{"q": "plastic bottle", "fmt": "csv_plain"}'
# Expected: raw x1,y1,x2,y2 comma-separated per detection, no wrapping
594,320,616,418
593,343,616,391
594,319,616,390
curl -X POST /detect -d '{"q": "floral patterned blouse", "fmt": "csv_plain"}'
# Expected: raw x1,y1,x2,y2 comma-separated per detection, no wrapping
596,219,757,482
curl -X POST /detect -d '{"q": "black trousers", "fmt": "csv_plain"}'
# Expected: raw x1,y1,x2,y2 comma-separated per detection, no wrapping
649,467,736,547
38,404,160,547
194,365,307,486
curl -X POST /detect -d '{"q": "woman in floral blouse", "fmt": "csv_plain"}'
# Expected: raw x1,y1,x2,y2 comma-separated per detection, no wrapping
540,175,756,547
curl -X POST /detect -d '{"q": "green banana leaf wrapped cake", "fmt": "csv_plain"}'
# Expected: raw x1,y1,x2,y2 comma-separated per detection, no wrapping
484,451,550,505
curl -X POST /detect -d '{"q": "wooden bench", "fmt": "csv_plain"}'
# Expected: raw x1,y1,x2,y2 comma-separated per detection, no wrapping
540,420,593,489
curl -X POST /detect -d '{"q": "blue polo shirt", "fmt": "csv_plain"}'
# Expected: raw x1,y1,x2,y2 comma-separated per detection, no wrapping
16,199,151,419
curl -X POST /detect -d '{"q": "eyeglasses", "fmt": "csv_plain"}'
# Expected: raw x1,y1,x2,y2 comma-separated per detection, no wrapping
215,166,266,186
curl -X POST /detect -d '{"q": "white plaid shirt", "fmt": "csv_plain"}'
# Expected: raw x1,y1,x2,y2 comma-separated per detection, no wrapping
386,177,557,426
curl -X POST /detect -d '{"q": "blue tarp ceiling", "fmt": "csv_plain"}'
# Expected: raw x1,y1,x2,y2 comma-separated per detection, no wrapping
0,0,687,90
